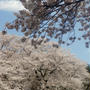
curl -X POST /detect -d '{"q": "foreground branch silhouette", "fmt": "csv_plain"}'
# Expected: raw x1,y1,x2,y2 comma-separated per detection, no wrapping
2,0,90,48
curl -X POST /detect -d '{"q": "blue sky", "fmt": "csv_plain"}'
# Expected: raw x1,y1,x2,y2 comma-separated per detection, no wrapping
0,0,90,64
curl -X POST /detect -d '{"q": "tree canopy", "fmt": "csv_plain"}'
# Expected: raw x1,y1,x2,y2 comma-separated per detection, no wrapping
0,33,90,90
2,0,90,48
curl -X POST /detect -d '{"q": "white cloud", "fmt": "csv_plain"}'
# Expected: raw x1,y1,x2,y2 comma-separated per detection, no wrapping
0,0,25,11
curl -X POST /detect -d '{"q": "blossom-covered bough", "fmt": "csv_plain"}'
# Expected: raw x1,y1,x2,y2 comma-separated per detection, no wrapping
2,0,90,48
0,33,90,90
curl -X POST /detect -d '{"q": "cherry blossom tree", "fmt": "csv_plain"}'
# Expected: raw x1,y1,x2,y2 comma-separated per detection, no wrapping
2,0,90,48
